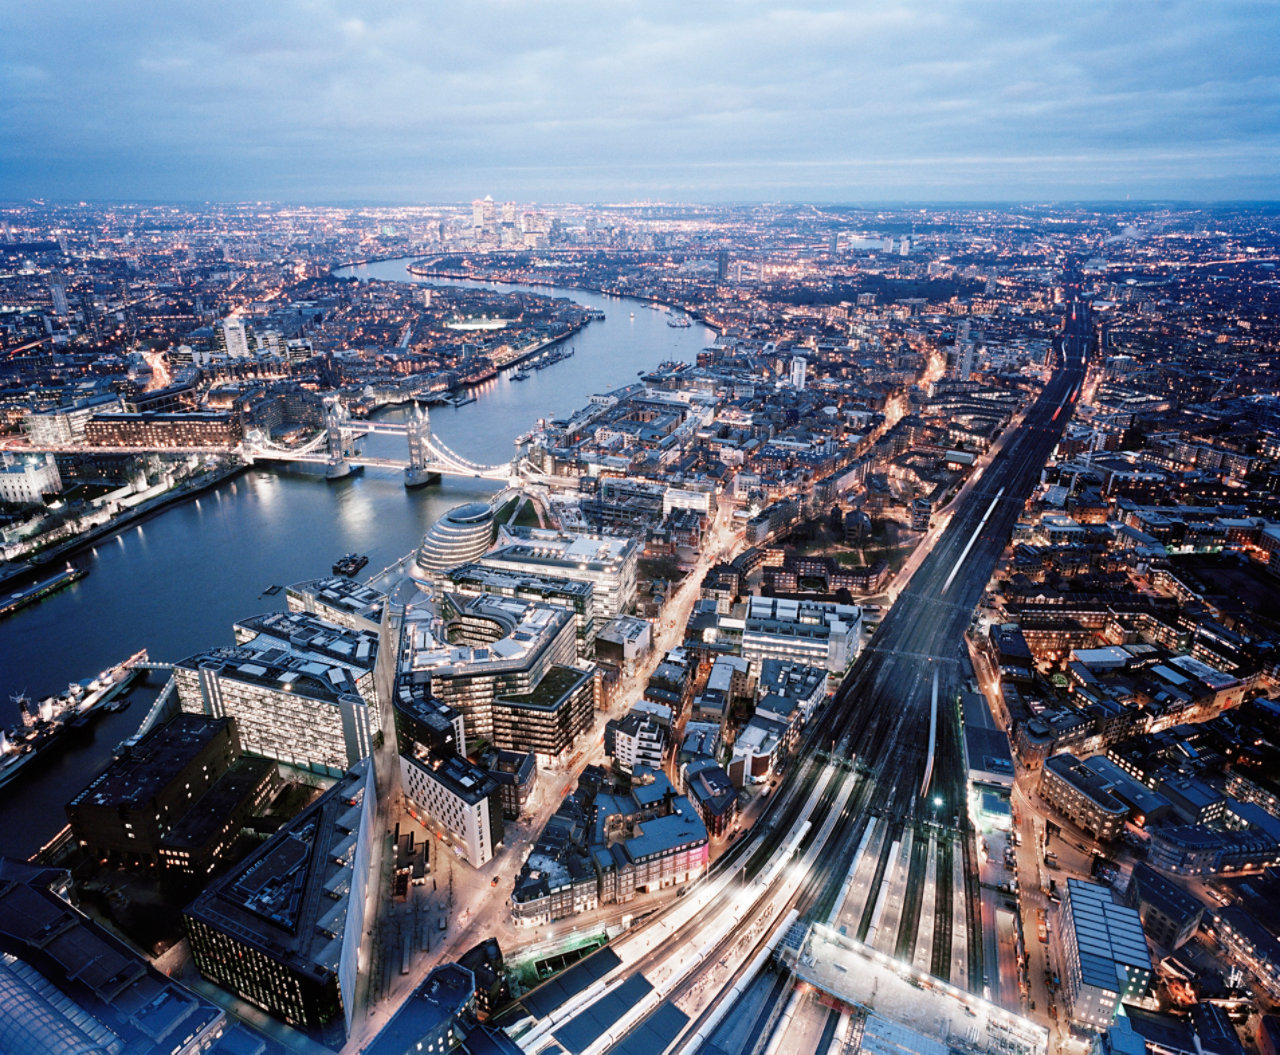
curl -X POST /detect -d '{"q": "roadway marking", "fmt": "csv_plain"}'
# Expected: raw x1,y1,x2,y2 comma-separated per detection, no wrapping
940,486,1004,596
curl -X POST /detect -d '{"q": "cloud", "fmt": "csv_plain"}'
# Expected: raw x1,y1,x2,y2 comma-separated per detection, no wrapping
0,0,1276,200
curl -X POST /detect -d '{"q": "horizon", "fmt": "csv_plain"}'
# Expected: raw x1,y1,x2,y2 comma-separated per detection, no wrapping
3,1,1277,202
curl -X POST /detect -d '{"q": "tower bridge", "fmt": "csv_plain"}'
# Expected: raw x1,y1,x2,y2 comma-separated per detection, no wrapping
4,397,527,488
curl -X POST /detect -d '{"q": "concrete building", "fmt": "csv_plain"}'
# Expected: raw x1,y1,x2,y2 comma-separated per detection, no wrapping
754,659,827,745
1058,879,1152,1031
184,760,376,1036
737,596,861,675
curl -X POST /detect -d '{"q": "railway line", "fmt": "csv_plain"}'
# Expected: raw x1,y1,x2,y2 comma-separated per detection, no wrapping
512,299,1093,1055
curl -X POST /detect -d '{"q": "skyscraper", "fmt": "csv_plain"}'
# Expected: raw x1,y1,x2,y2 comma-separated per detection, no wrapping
717,249,729,282
790,355,807,389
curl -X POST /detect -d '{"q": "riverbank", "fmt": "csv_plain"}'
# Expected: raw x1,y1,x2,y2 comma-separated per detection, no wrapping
404,262,721,337
8,462,248,579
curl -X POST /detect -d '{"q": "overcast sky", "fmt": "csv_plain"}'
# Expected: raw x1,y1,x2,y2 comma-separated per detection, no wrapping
1,1,1277,203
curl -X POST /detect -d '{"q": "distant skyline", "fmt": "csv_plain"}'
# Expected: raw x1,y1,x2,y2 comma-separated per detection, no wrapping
2,1,1277,203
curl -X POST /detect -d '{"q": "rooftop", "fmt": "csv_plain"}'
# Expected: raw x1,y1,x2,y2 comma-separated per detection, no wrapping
68,713,234,810
184,761,373,986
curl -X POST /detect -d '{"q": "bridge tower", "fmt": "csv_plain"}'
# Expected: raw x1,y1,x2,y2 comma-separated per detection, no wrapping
322,395,358,480
403,404,440,489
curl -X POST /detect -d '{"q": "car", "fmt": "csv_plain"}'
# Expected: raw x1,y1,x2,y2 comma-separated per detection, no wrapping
491,876,500,886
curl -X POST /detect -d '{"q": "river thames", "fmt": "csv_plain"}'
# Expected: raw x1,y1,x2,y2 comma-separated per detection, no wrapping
0,260,715,858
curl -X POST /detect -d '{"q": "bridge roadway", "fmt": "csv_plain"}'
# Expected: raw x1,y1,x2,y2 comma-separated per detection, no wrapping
510,300,1092,1055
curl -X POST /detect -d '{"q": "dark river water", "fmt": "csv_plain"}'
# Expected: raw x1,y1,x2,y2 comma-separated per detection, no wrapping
0,260,715,857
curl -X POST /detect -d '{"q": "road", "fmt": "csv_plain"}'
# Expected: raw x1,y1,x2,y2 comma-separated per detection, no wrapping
514,296,1092,1055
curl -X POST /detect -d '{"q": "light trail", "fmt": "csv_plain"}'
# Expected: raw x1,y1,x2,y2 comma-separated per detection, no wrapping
940,486,1005,596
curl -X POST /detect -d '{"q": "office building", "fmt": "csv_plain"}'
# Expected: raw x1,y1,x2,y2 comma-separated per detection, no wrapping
401,594,594,764
445,561,596,656
185,760,376,1036
755,660,827,740
789,355,807,390
66,714,242,867
1211,907,1280,998
157,756,277,882
477,526,639,631
0,860,227,1054
286,576,386,634
176,611,381,776
412,502,497,581
23,394,122,446
1058,879,1152,1030
737,597,862,675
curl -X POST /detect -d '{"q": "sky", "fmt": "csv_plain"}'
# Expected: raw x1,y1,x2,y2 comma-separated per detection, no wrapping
1,1,1277,203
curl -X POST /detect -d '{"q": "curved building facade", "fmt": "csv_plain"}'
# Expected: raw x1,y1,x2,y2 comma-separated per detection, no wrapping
412,502,495,581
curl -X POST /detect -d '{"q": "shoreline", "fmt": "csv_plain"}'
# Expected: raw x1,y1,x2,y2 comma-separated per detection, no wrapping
13,462,248,577
400,261,722,338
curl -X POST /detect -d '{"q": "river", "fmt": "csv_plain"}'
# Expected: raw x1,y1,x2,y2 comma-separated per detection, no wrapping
0,259,715,858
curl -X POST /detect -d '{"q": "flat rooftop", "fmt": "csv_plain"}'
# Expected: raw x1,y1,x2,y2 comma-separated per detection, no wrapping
784,922,1047,1055
68,713,233,809
184,760,373,985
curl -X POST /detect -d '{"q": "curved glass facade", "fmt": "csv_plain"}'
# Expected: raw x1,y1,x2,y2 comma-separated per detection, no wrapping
411,502,496,581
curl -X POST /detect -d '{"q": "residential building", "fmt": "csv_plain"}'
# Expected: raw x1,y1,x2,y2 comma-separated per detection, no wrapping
84,411,242,448
605,710,666,775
